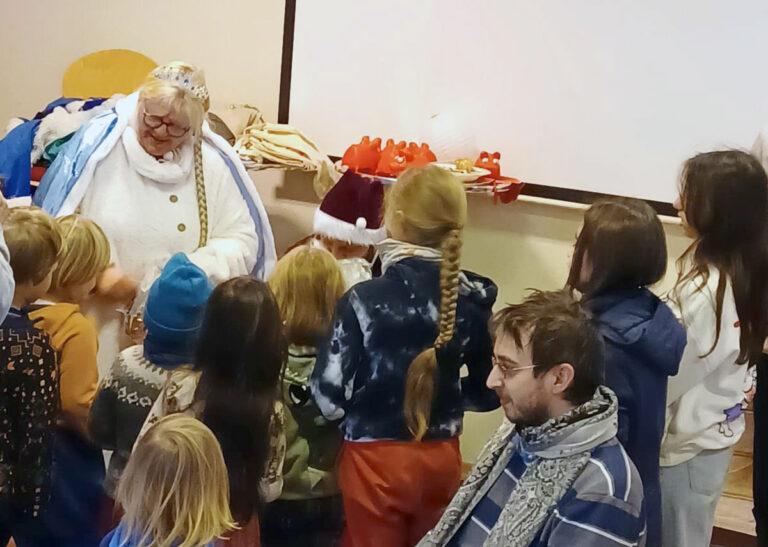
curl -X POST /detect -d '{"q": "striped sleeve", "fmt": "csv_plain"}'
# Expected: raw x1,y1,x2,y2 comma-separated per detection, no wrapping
547,495,646,546
539,441,646,546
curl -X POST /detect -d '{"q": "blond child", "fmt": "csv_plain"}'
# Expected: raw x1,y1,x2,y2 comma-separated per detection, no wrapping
0,207,62,542
311,165,500,546
261,246,346,547
30,215,110,435
19,214,111,546
103,414,236,547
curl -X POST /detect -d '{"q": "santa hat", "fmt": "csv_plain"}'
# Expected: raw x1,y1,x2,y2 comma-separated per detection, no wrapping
313,171,386,246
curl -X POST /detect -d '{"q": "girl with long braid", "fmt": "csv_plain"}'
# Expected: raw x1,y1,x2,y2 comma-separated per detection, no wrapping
312,165,499,547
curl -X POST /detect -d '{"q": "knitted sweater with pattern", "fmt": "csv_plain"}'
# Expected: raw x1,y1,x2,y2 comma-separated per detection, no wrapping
89,345,167,496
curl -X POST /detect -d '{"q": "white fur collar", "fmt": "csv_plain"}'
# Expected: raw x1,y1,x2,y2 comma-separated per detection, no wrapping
121,126,194,184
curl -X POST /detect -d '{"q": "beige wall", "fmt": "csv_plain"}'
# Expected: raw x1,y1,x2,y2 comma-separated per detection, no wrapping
0,0,285,126
1,0,691,462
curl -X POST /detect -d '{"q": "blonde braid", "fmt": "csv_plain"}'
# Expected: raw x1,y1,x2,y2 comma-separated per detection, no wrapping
404,227,464,441
435,229,462,348
193,137,209,248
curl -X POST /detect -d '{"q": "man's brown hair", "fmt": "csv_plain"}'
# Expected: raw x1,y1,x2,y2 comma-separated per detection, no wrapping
491,289,604,405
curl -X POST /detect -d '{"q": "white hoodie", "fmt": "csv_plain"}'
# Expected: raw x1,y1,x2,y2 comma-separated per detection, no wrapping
660,266,750,467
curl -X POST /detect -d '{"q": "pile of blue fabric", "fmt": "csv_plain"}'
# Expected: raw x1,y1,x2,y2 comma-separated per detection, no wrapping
0,97,111,198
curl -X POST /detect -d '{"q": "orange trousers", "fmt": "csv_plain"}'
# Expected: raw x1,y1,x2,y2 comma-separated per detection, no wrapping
339,438,462,547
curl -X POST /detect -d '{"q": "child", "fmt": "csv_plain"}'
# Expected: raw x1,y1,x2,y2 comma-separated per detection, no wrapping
90,251,213,497
0,194,13,322
102,414,236,547
566,197,686,547
24,214,110,546
311,165,499,547
312,170,386,288
137,276,288,547
30,215,109,436
0,207,62,543
660,150,768,546
261,246,346,547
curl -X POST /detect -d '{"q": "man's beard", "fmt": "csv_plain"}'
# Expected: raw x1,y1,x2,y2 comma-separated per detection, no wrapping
512,401,551,430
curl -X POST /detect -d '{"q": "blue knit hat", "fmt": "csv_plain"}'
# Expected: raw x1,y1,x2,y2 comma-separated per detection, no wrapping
143,253,213,368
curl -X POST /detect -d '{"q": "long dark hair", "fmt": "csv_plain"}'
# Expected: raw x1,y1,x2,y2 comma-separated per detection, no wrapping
194,277,287,524
676,150,768,365
567,197,667,298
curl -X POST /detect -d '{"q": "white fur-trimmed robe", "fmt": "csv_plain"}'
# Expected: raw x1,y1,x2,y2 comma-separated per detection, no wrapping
36,93,275,375
82,127,259,375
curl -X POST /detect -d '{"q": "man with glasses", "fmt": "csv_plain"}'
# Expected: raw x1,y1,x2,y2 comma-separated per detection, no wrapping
418,290,646,547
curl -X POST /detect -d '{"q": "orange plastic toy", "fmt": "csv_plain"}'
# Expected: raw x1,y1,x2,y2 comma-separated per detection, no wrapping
406,142,437,167
342,136,382,174
342,137,437,177
376,139,411,177
475,151,501,178
473,151,524,203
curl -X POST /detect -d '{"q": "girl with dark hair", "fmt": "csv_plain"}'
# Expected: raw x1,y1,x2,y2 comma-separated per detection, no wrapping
136,276,287,547
567,197,686,547
660,150,768,546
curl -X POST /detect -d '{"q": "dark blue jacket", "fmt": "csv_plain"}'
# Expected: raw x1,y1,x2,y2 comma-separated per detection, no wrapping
311,258,500,442
586,288,686,547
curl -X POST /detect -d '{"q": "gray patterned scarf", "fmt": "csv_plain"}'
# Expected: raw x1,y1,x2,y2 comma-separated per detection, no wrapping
377,238,442,274
376,238,481,294
418,386,618,547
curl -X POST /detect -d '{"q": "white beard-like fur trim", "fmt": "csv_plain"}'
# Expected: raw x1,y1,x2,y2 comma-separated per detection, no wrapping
313,208,387,246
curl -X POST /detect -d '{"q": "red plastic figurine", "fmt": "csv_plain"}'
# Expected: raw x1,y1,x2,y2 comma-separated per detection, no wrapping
473,151,524,203
342,136,382,174
376,139,411,177
475,151,501,178
406,142,437,168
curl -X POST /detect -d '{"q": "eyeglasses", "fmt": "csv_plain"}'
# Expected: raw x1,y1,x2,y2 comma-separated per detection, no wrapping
142,111,190,138
492,356,541,377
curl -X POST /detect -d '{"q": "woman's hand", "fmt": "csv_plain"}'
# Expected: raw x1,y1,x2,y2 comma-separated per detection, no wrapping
96,265,138,304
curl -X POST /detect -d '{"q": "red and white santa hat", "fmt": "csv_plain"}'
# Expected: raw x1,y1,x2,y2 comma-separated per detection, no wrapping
313,171,387,246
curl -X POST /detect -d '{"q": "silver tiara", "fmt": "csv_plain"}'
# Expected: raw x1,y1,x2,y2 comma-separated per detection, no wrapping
151,66,210,103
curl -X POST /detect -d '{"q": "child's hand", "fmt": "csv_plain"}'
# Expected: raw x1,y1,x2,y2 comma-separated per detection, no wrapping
97,265,138,304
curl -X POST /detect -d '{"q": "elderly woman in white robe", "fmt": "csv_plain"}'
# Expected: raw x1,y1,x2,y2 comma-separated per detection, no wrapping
35,61,276,373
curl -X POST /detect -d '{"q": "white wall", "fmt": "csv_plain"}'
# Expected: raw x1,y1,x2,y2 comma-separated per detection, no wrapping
1,0,692,461
290,0,768,203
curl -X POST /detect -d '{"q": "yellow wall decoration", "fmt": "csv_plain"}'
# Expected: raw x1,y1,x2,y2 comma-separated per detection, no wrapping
62,49,157,98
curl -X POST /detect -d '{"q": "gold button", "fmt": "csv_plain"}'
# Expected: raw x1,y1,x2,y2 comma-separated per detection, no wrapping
177,223,186,232
170,195,178,203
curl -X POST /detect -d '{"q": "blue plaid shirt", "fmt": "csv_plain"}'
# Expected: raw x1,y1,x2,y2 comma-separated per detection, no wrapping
449,437,646,546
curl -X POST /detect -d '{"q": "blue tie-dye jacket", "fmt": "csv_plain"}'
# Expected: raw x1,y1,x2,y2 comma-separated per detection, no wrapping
311,257,500,441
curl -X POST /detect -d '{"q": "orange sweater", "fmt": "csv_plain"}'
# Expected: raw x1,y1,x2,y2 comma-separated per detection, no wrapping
29,303,99,437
